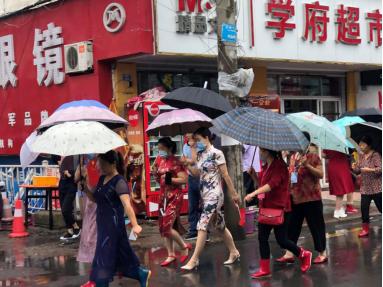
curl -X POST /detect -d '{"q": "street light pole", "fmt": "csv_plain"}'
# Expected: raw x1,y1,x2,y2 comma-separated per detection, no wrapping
216,0,246,241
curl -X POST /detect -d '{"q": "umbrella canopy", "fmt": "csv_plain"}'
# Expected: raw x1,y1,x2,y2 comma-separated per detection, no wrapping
31,121,127,156
38,100,128,131
146,108,212,137
20,131,39,168
213,107,309,151
287,112,350,154
161,87,233,119
333,116,365,149
333,116,365,128
346,122,382,153
340,108,382,123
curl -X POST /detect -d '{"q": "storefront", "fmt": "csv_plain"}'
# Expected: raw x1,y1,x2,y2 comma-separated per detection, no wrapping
0,0,153,158
151,0,381,120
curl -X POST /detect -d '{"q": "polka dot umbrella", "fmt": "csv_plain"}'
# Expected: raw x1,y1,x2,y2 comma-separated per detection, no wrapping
30,121,127,156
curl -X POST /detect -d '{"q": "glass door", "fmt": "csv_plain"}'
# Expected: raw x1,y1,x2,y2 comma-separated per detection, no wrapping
281,98,319,114
320,100,341,121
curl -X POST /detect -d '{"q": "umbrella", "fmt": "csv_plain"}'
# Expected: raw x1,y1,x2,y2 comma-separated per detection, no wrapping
212,107,309,151
346,122,382,153
31,121,127,156
161,87,233,119
333,116,365,149
333,116,365,128
340,108,382,123
146,108,212,137
287,112,350,154
20,131,39,168
38,100,128,131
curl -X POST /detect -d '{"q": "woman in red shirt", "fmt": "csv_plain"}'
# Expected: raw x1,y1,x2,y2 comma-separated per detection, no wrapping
277,134,327,265
245,148,312,279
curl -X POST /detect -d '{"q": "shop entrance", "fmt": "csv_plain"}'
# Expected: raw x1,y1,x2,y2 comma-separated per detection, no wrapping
281,98,342,121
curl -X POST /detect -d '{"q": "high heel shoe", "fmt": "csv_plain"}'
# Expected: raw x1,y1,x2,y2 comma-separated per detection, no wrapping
179,243,193,264
181,260,199,272
160,256,177,267
223,253,241,265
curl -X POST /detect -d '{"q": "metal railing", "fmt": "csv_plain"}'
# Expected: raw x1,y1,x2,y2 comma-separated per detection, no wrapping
0,165,59,212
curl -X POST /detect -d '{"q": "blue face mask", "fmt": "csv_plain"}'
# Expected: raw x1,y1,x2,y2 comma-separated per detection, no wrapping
158,150,168,158
196,142,206,152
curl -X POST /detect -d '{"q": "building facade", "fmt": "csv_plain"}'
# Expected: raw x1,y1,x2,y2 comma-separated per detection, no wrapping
0,0,381,158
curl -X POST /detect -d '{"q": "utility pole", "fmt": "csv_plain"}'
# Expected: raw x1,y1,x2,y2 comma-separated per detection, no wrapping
216,0,246,241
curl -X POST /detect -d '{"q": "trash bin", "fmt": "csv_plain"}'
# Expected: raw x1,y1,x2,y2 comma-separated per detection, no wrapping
245,207,257,234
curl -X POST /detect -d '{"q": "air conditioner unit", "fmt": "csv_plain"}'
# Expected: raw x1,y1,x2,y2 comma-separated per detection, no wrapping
64,41,93,74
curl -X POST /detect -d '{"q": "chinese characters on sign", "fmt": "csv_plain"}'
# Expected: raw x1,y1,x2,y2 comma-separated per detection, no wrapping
0,110,49,150
0,35,17,89
176,0,215,34
33,22,65,86
266,0,296,39
263,0,382,47
303,1,330,43
367,9,383,47
336,5,361,45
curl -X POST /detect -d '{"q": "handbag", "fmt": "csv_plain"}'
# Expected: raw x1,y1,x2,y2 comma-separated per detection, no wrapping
258,207,284,226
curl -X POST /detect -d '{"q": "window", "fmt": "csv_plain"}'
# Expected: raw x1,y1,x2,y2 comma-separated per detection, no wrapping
137,72,218,94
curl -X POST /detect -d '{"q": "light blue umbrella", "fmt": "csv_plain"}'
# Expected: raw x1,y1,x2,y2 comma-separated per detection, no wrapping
287,112,350,154
333,116,365,149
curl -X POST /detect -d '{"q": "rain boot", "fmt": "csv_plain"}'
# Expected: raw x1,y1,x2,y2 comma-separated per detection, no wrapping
358,223,369,238
299,248,312,273
250,259,271,279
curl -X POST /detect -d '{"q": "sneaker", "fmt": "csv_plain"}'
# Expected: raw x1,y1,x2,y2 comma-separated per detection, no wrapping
60,232,73,241
339,208,348,218
184,233,198,241
72,228,81,239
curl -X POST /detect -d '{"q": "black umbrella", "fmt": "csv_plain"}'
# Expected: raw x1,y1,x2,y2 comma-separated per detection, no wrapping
340,108,382,123
347,122,382,153
161,87,233,119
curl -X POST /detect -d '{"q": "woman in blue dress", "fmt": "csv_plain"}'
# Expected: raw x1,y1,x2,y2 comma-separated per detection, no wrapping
80,150,151,287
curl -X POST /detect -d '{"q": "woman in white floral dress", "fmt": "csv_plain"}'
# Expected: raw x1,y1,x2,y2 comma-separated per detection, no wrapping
181,128,240,271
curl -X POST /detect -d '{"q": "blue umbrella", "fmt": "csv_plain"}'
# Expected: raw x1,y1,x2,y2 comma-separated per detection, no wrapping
333,116,365,149
212,107,309,151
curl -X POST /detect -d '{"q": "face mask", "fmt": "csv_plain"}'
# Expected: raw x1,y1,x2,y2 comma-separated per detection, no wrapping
158,150,168,158
196,142,206,152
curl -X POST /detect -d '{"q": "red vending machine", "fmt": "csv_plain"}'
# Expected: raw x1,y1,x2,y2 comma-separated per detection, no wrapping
126,101,189,217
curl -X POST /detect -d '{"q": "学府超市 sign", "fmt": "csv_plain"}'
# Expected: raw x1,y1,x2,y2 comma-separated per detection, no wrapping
156,0,382,64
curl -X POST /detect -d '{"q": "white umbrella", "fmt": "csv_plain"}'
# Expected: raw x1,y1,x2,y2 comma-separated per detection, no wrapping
31,121,127,156
20,131,39,168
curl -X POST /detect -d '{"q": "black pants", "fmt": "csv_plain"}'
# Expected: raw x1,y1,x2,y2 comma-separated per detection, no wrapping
258,214,301,259
288,200,326,253
361,193,382,223
188,176,201,235
59,190,77,229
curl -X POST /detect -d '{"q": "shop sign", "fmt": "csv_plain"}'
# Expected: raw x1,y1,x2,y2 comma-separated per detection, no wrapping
156,0,381,64
148,103,160,117
249,94,281,112
176,0,216,34
103,3,126,33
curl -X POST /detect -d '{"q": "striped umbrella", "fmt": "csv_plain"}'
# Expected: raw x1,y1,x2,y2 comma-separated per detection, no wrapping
212,107,309,151
38,100,128,131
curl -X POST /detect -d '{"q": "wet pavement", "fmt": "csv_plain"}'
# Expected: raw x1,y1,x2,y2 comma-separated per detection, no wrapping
0,214,380,287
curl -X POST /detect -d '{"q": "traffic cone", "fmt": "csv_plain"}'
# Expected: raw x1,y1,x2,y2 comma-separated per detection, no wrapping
2,193,13,223
9,199,29,238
